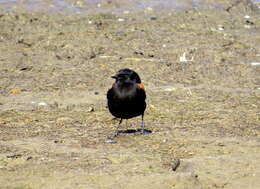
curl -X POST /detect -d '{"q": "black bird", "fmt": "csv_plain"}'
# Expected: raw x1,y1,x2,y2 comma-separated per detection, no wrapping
107,68,148,138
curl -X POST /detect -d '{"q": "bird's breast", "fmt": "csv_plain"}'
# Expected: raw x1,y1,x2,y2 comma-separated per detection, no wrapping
114,86,136,100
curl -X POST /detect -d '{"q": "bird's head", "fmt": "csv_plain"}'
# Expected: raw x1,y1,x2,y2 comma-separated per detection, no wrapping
111,68,141,84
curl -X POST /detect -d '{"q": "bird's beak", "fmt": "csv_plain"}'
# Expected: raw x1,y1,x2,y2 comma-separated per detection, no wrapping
111,74,117,79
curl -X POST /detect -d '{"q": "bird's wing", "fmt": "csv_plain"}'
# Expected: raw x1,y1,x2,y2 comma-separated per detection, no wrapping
137,82,145,90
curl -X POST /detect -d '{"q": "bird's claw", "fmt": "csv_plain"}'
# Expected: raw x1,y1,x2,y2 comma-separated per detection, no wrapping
105,131,119,143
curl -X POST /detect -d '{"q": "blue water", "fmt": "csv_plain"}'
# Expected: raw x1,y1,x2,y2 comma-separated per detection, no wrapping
0,0,259,14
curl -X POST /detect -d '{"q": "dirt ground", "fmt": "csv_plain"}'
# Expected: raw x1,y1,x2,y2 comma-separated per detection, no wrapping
0,0,260,188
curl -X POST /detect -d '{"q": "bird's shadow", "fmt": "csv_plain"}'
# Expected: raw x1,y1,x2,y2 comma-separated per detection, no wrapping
117,129,152,135
105,129,152,143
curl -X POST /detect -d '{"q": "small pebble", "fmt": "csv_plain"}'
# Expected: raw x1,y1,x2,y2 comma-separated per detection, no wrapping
218,25,224,31
0,120,6,124
149,104,156,110
118,18,125,22
76,1,83,6
9,89,21,94
217,143,225,147
163,139,168,143
250,62,260,66
87,107,95,112
7,154,22,159
146,7,153,11
180,52,194,62
150,16,157,20
54,140,63,143
172,158,180,171
105,138,117,144
38,102,47,106
26,156,33,160
164,87,176,92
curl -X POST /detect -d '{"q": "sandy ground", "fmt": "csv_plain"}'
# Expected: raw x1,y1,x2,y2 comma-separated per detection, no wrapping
0,0,260,188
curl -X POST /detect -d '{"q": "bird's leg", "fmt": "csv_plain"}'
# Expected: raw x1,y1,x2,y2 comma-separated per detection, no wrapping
108,118,123,139
138,114,151,134
141,114,145,133
118,118,123,132
119,118,123,124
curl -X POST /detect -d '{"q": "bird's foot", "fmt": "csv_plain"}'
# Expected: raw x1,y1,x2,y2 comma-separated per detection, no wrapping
105,131,119,144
